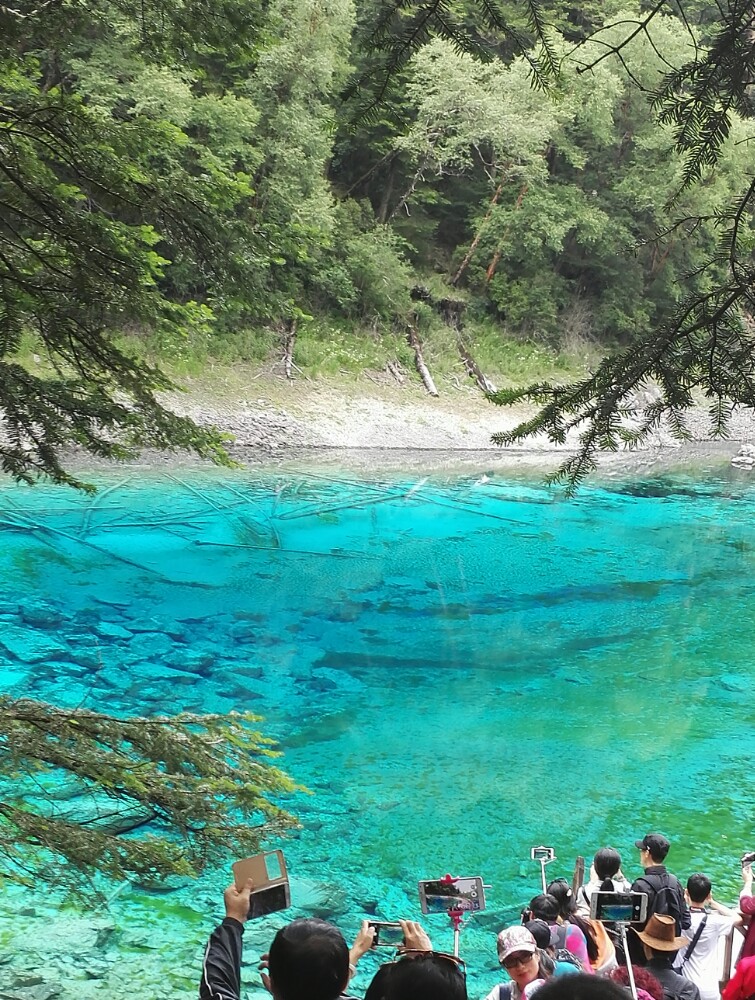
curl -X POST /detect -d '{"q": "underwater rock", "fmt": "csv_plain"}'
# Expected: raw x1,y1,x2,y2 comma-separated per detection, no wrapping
718,673,749,693
292,879,349,919
228,621,259,641
128,618,187,641
127,660,196,684
0,627,68,664
19,602,64,629
66,648,103,671
122,632,176,663
163,648,216,675
97,621,133,641
35,796,154,834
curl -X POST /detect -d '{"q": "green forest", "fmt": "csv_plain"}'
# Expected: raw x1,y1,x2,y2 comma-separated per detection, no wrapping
2,0,755,483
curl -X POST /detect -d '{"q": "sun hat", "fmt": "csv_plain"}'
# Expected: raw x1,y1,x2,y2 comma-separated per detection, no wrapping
497,926,537,963
633,914,687,951
634,833,670,860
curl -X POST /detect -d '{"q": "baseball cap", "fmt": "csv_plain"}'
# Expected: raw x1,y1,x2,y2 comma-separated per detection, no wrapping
634,833,670,860
497,926,537,963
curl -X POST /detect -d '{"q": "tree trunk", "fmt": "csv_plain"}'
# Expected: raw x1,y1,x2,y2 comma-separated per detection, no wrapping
451,181,504,286
282,319,297,380
406,323,438,396
484,182,528,283
456,337,496,394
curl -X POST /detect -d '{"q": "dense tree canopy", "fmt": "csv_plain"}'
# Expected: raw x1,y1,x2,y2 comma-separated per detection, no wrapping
1,0,754,485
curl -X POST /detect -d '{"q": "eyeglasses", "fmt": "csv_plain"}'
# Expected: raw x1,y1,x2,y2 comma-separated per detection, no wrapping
395,950,467,978
502,952,536,969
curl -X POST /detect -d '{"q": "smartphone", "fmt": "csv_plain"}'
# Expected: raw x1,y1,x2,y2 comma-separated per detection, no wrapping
418,876,486,914
530,846,555,862
369,921,405,947
232,850,291,920
589,891,648,924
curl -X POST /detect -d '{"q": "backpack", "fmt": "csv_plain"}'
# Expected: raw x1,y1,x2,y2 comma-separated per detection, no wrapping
550,924,586,972
636,873,685,931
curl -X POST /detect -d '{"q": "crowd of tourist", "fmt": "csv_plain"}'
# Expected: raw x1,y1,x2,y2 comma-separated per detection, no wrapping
199,832,755,1000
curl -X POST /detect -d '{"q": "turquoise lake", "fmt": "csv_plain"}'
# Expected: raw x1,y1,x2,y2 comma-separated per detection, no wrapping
1,460,754,999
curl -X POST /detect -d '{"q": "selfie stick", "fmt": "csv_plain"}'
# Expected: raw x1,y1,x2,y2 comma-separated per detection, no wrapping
438,874,475,958
616,923,638,1000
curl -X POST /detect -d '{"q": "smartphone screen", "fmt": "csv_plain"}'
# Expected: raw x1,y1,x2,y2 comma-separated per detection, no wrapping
418,877,485,914
248,883,290,919
369,922,405,947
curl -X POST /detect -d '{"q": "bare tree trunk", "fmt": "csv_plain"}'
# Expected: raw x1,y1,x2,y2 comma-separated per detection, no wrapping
457,338,496,394
451,181,504,286
283,319,297,380
484,182,528,283
406,323,438,396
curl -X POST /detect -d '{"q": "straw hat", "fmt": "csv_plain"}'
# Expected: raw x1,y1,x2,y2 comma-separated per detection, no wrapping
633,914,688,951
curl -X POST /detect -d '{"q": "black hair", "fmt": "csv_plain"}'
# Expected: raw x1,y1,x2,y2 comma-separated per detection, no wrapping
687,873,712,904
594,848,622,885
546,881,598,964
524,919,552,950
528,894,560,923
268,918,349,1000
364,954,467,1000
532,973,629,1000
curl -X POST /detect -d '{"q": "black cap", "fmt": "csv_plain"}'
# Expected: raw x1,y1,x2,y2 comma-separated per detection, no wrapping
635,833,670,860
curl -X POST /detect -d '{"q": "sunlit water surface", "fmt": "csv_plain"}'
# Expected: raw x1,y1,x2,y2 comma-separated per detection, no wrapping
1,463,754,999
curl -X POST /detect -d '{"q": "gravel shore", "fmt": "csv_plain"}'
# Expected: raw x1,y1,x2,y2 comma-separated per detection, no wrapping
158,376,755,474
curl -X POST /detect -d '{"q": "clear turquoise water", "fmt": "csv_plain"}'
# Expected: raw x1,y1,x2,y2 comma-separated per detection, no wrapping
1,463,755,997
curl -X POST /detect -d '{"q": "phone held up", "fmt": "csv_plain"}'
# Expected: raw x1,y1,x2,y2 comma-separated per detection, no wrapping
589,891,648,924
417,876,486,915
232,850,291,920
530,846,555,862
368,922,405,948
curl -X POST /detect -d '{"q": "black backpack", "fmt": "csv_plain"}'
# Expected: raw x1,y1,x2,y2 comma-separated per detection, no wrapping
636,873,684,931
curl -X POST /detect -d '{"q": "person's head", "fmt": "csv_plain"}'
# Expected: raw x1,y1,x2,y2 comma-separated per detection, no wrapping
527,894,560,924
529,974,628,1000
634,833,670,866
268,918,349,1000
593,848,622,883
633,914,687,962
610,966,664,1000
687,873,712,905
364,953,467,1000
524,920,553,951
546,879,573,920
497,926,542,991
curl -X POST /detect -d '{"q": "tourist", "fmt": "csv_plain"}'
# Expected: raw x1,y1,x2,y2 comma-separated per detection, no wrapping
722,955,755,1000
363,940,467,1000
735,862,755,964
674,873,741,1000
547,879,613,973
575,849,632,917
199,880,375,1000
525,920,582,976
484,926,554,1000
528,974,630,1000
628,834,690,965
630,914,700,1000
609,965,665,1000
524,894,593,972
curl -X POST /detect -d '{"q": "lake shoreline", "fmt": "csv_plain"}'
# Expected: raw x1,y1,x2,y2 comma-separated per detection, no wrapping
52,374,755,481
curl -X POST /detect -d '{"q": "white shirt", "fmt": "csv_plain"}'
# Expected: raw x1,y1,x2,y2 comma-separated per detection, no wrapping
675,908,737,1000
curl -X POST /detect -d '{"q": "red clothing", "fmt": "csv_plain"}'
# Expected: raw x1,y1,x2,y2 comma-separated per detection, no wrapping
739,895,755,963
723,955,755,1000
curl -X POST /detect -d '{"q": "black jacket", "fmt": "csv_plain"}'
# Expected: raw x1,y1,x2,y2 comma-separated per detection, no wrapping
631,865,692,932
200,918,244,1000
646,957,701,1000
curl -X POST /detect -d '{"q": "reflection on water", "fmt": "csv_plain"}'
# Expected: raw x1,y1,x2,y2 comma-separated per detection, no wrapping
1,466,755,998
